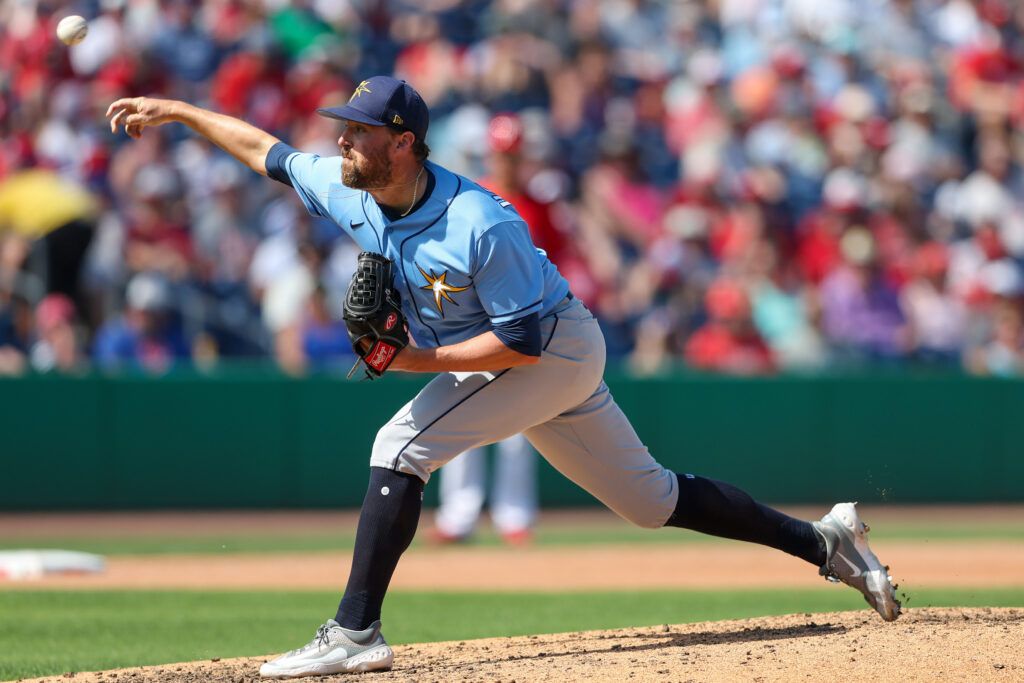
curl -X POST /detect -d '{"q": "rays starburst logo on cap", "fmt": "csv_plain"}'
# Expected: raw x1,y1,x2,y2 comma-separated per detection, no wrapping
349,80,372,101
417,264,469,317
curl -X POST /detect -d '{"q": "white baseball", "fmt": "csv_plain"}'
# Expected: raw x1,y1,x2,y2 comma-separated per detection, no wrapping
56,15,89,46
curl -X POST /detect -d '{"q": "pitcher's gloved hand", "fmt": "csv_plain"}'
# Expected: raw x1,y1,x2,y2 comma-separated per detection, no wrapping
343,252,409,379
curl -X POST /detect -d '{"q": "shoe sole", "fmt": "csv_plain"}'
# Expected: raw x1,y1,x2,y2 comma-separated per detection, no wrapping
820,505,901,622
260,644,394,679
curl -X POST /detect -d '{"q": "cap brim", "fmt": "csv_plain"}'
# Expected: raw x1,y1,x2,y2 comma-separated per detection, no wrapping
317,105,386,127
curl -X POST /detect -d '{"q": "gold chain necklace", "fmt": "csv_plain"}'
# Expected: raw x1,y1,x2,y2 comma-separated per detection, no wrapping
399,165,425,217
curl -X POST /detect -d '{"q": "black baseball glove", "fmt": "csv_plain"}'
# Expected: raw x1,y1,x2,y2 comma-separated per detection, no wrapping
343,252,409,379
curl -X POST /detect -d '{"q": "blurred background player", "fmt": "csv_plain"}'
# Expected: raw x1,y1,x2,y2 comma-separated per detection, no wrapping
431,114,552,546
433,434,538,545
479,113,571,273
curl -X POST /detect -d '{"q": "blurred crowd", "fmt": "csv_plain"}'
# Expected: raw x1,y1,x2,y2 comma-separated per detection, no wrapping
2,0,1024,376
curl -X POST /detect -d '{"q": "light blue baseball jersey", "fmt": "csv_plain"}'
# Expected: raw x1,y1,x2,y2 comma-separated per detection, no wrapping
276,151,570,348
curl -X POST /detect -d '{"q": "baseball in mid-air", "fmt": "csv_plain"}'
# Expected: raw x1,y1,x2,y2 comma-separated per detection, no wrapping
56,15,88,45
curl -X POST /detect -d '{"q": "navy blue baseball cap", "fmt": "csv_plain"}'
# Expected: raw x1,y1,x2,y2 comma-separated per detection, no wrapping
318,76,429,143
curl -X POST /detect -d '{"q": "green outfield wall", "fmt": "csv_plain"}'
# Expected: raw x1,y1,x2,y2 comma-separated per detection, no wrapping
1,371,1021,509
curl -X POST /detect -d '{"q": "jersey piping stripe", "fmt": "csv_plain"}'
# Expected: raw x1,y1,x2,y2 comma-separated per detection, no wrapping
390,367,511,470
543,315,559,351
492,298,543,322
397,177,461,347
359,193,383,253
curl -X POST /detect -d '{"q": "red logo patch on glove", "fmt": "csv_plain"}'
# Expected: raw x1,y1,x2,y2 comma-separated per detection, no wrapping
367,341,398,372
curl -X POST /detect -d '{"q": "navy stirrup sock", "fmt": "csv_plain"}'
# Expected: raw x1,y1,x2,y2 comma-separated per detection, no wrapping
665,473,826,566
337,467,424,630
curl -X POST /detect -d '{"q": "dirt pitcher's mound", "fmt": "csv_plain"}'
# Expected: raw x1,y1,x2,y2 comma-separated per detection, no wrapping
16,608,1023,683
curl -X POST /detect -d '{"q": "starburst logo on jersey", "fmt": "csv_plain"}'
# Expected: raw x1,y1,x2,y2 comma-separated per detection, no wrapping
417,264,470,317
349,80,372,101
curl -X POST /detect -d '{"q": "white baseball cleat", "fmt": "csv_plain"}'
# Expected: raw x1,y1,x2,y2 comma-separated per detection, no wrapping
812,502,901,622
259,619,394,679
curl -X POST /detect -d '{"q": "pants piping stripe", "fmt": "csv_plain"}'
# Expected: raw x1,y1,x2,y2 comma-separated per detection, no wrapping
388,314,562,471
390,368,512,471
543,315,559,351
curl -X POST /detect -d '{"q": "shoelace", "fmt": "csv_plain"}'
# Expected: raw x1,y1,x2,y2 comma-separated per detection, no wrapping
281,623,334,657
316,624,332,650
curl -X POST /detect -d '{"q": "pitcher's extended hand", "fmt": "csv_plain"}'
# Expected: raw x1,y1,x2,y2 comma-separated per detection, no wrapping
106,97,177,139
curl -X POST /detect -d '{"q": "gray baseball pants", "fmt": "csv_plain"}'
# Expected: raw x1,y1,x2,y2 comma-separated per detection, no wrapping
370,298,679,529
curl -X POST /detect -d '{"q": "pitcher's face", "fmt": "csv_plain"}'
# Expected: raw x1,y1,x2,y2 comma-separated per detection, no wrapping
338,121,394,190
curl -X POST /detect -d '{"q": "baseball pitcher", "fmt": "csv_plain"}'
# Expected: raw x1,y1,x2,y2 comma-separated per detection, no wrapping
107,76,900,679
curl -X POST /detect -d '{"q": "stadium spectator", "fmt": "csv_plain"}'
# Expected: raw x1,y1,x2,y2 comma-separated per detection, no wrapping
300,285,353,371
30,293,85,373
0,292,29,376
965,299,1024,376
92,271,190,372
820,228,909,363
684,277,775,375
0,170,99,318
900,241,966,365
0,0,1023,377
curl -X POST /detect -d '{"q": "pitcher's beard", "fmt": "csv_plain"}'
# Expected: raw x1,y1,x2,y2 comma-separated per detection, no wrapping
342,150,393,190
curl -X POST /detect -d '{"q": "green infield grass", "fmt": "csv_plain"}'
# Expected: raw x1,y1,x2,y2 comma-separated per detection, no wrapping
2,519,1023,556
1,588,1022,680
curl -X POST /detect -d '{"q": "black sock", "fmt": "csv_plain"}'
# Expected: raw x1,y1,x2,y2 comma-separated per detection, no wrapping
336,467,424,630
664,473,826,566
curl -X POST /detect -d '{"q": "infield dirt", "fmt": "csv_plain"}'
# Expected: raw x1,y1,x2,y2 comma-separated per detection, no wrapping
5,509,1022,682
13,608,1023,683
4,507,1023,591
5,541,1021,590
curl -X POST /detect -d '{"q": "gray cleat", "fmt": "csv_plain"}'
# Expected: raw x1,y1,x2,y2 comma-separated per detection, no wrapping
259,619,394,679
813,502,901,622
